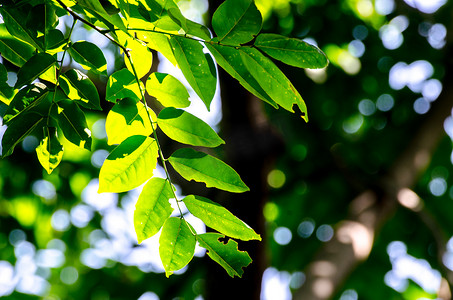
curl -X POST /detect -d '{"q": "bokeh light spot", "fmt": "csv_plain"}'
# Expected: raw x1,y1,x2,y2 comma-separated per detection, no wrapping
267,170,286,189
263,202,279,222
316,225,334,242
298,219,316,238
273,227,292,245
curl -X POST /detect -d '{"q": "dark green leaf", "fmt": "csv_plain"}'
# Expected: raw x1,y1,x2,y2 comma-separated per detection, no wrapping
46,29,66,53
170,36,217,111
0,63,14,105
184,195,261,241
205,42,277,108
36,126,64,174
196,233,252,278
157,107,224,147
98,135,159,193
159,217,196,277
59,69,101,110
2,111,46,157
106,68,142,103
68,41,107,75
211,0,262,45
4,83,50,124
146,72,190,108
0,23,35,67
168,148,249,193
51,100,92,150
15,53,57,88
254,33,328,69
76,0,126,31
240,47,308,121
134,178,174,244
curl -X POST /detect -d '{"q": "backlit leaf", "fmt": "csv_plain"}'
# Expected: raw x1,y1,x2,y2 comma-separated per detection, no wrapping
106,68,142,103
196,233,252,278
59,69,101,110
51,100,92,150
205,42,277,108
184,195,261,241
240,47,308,121
134,178,174,244
76,0,126,31
4,83,50,124
170,36,217,111
36,127,64,174
157,107,224,147
159,217,196,277
68,41,107,75
137,31,177,66
254,33,328,69
146,72,190,108
15,53,57,88
105,97,156,145
168,148,249,193
0,23,35,67
211,0,262,45
116,31,153,80
98,135,159,193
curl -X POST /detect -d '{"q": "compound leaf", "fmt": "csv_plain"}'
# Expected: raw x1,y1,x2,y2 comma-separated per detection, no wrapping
184,195,261,241
134,177,174,244
168,148,249,193
98,135,159,193
159,217,196,277
157,107,224,147
197,233,252,278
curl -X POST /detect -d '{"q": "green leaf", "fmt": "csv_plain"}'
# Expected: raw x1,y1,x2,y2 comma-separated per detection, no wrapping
240,47,308,121
68,41,107,75
184,195,261,241
2,111,46,157
170,36,217,111
146,72,190,108
15,53,57,89
254,33,329,69
168,148,249,193
106,68,142,103
98,135,159,193
196,233,252,278
205,43,277,108
159,217,196,277
185,19,212,40
0,23,35,67
51,100,92,150
116,31,153,80
76,0,127,31
36,127,64,174
4,83,50,124
134,178,174,244
144,0,183,32
45,29,66,54
0,63,14,105
0,5,44,51
211,0,262,45
59,69,101,110
105,97,156,145
138,31,177,66
157,107,224,147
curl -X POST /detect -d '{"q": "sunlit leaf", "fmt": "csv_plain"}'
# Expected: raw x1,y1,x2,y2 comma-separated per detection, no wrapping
134,178,174,244
170,36,217,111
45,29,66,54
185,19,212,40
98,135,159,193
68,41,107,75
137,31,177,66
59,69,101,110
106,68,142,103
197,233,252,278
159,217,196,277
76,0,127,31
105,97,156,145
14,53,57,88
116,31,153,80
211,0,262,45
240,47,308,121
168,148,249,193
36,127,64,174
205,42,277,108
51,100,92,150
0,23,35,67
157,107,224,147
184,195,261,241
254,33,328,69
146,72,190,108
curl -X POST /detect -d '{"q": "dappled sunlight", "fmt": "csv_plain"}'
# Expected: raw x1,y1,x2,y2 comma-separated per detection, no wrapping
403,0,447,14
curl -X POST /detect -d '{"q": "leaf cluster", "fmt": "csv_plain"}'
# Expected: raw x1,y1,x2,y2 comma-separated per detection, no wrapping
0,0,327,277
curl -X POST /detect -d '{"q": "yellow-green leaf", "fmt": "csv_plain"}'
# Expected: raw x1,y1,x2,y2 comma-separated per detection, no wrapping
146,72,190,108
36,127,64,174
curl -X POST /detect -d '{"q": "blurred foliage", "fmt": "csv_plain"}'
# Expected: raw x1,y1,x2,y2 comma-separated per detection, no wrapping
1,0,453,299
